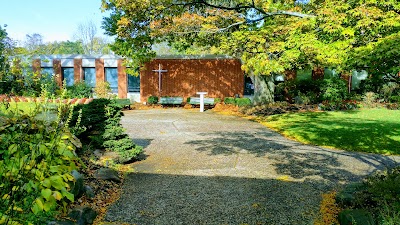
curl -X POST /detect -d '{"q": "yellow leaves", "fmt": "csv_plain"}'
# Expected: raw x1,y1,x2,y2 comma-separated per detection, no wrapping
2,194,10,200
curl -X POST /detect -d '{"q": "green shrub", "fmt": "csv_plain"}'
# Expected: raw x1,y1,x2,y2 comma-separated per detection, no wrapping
186,97,191,103
362,92,377,108
214,98,221,104
224,97,235,105
235,98,252,107
0,102,80,224
69,99,116,147
147,96,159,104
337,166,400,225
320,77,348,102
102,101,142,163
389,95,400,103
66,82,93,98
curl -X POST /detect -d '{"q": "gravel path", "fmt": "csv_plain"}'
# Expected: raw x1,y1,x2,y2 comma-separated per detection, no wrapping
104,109,400,225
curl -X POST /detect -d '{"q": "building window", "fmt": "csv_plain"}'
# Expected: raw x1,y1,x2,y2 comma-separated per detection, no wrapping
62,68,74,86
128,74,140,92
41,67,54,79
83,68,96,87
105,68,118,93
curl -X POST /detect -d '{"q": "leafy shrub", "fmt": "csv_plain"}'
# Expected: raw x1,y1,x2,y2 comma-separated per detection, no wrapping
318,100,359,111
66,82,92,98
380,82,399,102
234,97,252,107
214,98,221,104
389,95,400,103
351,167,400,224
147,96,158,104
362,92,377,108
224,97,235,105
320,77,348,102
0,102,80,224
186,97,191,103
70,99,114,147
94,81,112,98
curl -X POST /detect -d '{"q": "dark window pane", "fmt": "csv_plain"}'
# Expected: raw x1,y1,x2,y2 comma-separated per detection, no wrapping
105,68,118,93
128,74,140,92
83,68,96,87
62,68,74,86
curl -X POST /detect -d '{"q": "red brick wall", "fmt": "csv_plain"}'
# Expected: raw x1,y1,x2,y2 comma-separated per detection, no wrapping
118,59,127,98
74,59,82,83
140,59,244,102
95,59,105,83
53,59,62,87
32,59,41,74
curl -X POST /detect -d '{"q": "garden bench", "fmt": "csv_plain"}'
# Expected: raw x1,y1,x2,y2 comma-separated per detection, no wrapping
115,98,132,109
189,97,215,108
158,97,183,107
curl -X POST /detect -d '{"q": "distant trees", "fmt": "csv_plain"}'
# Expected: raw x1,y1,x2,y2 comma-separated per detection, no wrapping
73,20,112,54
0,25,13,79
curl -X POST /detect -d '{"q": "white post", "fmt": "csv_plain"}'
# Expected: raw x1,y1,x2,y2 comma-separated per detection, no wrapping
196,92,207,112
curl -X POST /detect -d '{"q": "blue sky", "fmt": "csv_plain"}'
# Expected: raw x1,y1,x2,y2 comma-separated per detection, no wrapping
0,0,109,43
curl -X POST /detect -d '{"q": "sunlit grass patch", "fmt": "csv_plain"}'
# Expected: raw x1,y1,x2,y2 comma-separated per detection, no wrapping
259,109,400,154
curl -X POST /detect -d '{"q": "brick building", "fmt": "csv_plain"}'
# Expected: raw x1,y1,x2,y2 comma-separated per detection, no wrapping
32,55,245,103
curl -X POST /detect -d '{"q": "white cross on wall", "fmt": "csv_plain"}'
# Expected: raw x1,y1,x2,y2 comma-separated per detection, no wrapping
152,64,168,93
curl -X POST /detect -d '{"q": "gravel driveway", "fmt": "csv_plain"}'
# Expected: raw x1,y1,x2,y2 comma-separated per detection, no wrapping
104,109,400,225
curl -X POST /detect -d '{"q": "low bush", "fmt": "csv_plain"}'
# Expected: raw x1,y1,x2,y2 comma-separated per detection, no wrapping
214,98,221,104
224,97,235,105
336,166,400,225
318,100,359,111
235,97,252,107
70,99,113,147
102,102,142,163
389,95,400,103
66,82,92,98
362,92,378,108
320,77,348,102
147,96,158,105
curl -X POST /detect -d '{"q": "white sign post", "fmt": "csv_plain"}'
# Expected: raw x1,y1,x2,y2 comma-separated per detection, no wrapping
196,92,208,112
152,64,168,94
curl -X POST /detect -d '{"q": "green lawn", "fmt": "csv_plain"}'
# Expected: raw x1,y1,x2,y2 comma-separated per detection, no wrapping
259,108,400,155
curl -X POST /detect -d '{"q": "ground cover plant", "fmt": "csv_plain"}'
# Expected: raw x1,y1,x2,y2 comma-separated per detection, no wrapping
257,109,400,155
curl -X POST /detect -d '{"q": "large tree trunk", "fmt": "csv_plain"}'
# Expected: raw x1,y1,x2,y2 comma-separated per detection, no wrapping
252,75,275,105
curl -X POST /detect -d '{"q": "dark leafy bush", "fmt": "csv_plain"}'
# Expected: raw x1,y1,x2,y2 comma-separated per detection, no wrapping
235,97,252,107
69,99,116,147
147,96,158,104
66,82,93,98
339,166,400,224
320,77,348,102
224,97,235,105
389,95,400,103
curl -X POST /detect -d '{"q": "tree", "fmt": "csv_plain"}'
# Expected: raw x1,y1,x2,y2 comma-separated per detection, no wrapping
74,20,112,54
101,0,312,104
24,33,45,53
102,0,400,104
0,25,14,80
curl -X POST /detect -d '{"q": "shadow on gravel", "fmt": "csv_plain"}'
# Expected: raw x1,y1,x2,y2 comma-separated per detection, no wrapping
105,173,328,225
185,129,399,183
186,129,293,157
